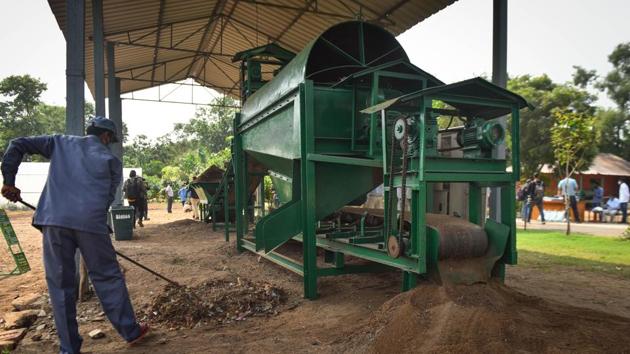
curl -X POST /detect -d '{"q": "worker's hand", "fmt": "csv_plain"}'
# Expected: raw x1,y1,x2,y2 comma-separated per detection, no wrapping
1,184,22,202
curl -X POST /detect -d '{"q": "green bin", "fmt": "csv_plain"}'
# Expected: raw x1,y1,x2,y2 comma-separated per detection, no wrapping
109,206,135,241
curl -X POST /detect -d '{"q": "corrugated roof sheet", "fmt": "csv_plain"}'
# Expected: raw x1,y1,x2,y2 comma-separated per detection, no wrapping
47,0,458,98
539,153,630,176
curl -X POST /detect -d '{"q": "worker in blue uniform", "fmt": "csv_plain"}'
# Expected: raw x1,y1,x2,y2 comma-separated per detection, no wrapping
1,117,149,354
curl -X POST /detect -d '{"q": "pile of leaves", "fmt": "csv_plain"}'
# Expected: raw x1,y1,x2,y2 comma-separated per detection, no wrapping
143,277,285,328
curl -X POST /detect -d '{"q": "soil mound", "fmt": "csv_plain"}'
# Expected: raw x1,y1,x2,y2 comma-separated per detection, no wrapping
349,282,630,353
143,277,285,328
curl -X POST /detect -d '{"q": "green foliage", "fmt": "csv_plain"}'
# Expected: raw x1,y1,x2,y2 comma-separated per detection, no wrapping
572,43,630,160
122,96,237,198
508,74,596,178
595,108,630,160
174,95,237,153
550,109,598,176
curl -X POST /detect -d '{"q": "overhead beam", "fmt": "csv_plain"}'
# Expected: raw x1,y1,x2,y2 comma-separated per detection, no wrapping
376,0,411,21
108,40,235,58
185,0,228,78
238,0,358,21
150,0,167,86
274,0,316,43
104,14,219,38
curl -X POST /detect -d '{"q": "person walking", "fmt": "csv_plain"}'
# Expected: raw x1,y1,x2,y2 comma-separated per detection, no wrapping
165,184,174,213
141,177,150,221
527,173,546,224
619,178,629,224
178,183,188,208
189,177,200,220
0,117,149,354
558,175,581,223
589,180,604,222
123,170,146,228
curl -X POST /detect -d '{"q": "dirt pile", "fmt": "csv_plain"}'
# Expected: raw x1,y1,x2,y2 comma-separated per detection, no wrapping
348,281,630,353
143,277,285,329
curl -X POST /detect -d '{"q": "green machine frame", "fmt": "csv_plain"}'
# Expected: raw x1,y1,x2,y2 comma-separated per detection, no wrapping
231,21,529,299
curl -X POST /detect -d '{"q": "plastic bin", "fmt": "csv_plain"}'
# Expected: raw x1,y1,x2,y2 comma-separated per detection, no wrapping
109,206,135,241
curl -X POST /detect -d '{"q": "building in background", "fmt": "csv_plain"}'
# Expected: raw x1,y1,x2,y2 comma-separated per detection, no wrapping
0,162,141,208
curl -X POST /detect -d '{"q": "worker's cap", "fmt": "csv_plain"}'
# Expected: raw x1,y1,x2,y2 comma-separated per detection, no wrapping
87,116,119,143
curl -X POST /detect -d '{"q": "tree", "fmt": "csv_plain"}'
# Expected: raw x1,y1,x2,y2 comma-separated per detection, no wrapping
174,95,237,153
550,109,598,234
508,75,597,178
574,43,630,160
596,108,629,160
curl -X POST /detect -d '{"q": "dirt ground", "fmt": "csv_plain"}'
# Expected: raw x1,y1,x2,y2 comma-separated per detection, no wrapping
2,203,630,353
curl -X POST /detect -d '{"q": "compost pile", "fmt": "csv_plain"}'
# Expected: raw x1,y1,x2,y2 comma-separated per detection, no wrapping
346,282,630,353
144,277,285,328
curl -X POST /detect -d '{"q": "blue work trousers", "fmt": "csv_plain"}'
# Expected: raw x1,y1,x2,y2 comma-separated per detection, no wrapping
42,226,140,354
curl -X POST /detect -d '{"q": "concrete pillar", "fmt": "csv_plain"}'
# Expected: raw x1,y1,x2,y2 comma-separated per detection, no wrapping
107,41,124,205
65,0,85,135
489,0,508,221
92,0,105,116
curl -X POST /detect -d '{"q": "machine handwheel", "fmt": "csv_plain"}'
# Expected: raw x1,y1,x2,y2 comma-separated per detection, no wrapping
387,235,404,258
393,117,407,141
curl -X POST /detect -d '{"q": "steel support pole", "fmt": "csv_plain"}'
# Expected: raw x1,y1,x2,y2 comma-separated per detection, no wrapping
65,0,85,135
107,42,124,205
65,0,86,301
489,0,508,221
92,0,105,116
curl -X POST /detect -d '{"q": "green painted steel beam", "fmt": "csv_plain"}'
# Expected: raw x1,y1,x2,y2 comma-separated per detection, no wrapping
241,239,304,276
307,153,382,167
294,235,420,274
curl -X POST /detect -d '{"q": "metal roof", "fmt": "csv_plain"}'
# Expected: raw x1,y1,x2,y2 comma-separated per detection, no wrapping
540,153,630,177
47,0,458,98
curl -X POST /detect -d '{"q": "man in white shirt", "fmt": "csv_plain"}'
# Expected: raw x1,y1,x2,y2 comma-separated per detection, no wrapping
603,197,621,223
558,176,580,223
619,178,629,224
165,184,174,213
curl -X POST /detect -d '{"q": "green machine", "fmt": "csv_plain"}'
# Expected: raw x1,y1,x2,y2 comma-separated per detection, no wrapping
231,21,529,299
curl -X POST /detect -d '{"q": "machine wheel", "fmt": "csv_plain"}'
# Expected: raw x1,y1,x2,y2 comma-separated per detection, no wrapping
387,235,404,258
393,117,407,141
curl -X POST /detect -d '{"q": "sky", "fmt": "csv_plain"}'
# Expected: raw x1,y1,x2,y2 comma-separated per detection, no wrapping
0,0,629,139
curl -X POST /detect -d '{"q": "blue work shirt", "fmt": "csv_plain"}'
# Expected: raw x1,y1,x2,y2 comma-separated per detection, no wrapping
592,186,604,204
1,135,122,234
178,187,187,201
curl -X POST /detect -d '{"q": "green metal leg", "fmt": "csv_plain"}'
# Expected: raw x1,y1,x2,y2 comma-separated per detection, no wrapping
300,82,318,300
234,127,245,252
469,183,481,224
224,181,230,242
401,271,417,291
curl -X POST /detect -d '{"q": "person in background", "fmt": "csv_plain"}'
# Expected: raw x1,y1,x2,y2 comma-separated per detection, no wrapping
189,176,200,220
1,117,149,354
603,197,621,223
558,175,580,223
588,180,604,222
141,177,150,221
178,183,188,208
527,173,546,224
164,184,174,213
518,178,533,223
123,170,146,228
619,178,629,224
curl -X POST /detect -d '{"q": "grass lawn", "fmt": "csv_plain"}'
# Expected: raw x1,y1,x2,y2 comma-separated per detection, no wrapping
517,230,630,278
